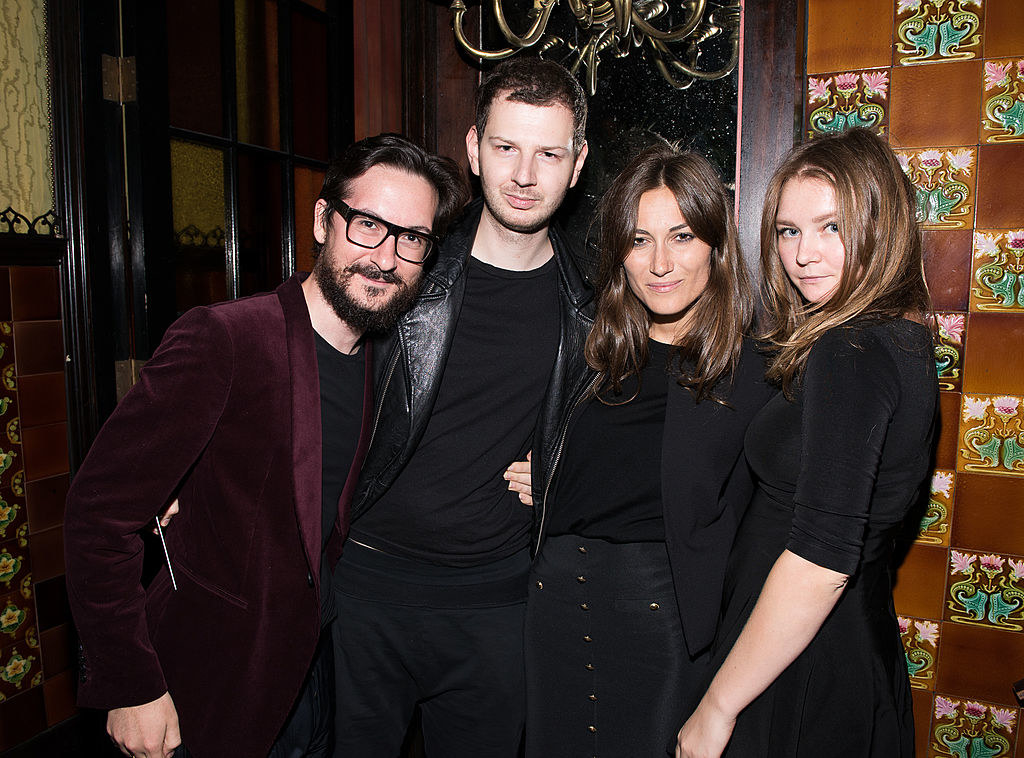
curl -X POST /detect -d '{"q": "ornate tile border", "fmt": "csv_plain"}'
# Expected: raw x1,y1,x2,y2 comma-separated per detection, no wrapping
0,638,40,702
896,148,976,230
971,230,1024,312
918,469,955,545
958,395,1024,477
896,0,982,65
898,615,940,689
806,70,888,139
932,695,1016,757
983,60,1024,144
932,313,966,392
947,550,1024,630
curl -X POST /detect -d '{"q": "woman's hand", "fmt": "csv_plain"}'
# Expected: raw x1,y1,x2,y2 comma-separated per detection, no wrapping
675,699,735,758
504,451,533,505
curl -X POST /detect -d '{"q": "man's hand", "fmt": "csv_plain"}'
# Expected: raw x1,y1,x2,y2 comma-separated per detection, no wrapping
107,691,181,758
504,451,533,505
151,500,180,535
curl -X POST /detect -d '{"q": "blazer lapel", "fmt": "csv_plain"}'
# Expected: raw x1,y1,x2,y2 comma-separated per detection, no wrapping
278,274,322,580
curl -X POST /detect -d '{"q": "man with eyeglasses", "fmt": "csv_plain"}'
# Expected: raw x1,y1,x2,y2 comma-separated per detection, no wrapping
64,134,467,758
332,58,593,757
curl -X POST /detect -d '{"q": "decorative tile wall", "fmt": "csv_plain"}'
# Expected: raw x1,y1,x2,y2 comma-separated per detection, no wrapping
805,0,1024,751
0,266,74,750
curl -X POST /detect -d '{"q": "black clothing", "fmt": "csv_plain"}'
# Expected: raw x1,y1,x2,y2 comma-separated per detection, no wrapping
315,333,364,623
525,536,705,758
715,319,937,756
535,336,775,655
350,257,559,565
349,199,595,528
333,586,527,758
548,339,671,542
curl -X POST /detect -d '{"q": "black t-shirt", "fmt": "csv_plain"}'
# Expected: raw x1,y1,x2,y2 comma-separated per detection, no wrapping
315,332,365,622
547,339,672,542
350,255,560,566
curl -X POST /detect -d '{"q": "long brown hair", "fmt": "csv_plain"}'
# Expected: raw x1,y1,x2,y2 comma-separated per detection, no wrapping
585,144,753,403
759,128,930,394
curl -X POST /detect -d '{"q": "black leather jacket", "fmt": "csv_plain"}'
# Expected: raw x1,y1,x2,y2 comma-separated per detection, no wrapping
350,199,595,545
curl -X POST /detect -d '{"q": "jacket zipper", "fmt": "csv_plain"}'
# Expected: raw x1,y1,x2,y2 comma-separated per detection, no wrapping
536,373,600,552
367,340,402,452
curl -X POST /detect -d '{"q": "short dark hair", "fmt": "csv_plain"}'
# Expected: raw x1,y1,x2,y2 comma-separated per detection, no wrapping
313,133,470,259
475,57,588,155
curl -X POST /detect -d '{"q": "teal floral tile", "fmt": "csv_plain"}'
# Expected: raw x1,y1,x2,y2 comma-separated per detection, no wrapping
918,469,956,545
0,638,40,702
896,0,982,65
931,695,1016,757
983,60,1024,144
0,587,34,646
898,615,940,689
958,395,1024,477
897,148,976,230
946,550,1024,630
971,230,1024,312
932,313,966,392
806,69,889,138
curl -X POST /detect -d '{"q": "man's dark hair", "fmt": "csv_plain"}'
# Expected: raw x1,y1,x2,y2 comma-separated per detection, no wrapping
475,57,588,155
313,133,470,259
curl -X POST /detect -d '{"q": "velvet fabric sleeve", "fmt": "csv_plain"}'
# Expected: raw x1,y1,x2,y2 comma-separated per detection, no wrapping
786,328,900,575
64,306,234,709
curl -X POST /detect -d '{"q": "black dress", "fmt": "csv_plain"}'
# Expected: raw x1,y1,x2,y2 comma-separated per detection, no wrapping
715,319,937,757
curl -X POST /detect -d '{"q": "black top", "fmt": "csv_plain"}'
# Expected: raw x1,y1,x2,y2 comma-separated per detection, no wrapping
745,318,938,574
351,256,560,565
547,339,673,542
315,332,365,622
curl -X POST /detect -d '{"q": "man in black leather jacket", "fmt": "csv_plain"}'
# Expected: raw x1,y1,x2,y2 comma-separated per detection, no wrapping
331,58,594,757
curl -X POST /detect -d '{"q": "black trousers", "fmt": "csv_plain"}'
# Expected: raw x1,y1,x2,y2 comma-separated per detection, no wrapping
331,542,528,757
525,536,707,758
175,631,334,758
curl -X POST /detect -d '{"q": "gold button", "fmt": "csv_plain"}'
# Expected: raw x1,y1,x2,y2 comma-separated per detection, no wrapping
588,693,597,701
580,602,589,610
578,546,587,554
588,725,597,733
576,575,586,583
585,662,595,670
649,602,660,610
535,581,543,589
583,635,592,642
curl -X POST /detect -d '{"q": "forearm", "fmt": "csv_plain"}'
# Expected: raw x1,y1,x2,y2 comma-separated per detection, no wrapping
702,549,848,719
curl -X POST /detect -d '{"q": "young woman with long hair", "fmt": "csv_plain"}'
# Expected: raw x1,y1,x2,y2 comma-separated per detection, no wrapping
507,144,773,756
676,127,937,757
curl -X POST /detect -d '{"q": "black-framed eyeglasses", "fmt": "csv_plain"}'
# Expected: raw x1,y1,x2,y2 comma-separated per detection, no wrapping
331,199,438,264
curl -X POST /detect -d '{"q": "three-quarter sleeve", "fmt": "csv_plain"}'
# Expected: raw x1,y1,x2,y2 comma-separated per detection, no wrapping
786,329,900,575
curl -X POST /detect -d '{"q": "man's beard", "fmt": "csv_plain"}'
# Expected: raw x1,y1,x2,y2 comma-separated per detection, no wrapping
314,255,421,334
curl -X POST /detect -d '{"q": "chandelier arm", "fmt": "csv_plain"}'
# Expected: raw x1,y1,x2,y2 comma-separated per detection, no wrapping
493,0,560,48
450,0,519,59
630,0,707,42
610,0,632,37
646,33,739,88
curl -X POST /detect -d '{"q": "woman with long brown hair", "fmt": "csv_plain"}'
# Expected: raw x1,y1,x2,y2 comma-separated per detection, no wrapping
511,144,773,756
676,128,937,757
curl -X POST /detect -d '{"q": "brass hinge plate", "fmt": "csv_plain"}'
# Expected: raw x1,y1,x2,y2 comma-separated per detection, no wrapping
101,54,137,104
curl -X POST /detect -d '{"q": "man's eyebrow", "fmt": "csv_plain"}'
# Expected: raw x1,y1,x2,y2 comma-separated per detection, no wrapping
350,206,432,234
487,135,569,153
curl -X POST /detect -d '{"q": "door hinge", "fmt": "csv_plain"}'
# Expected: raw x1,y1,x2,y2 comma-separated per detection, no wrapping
101,54,137,104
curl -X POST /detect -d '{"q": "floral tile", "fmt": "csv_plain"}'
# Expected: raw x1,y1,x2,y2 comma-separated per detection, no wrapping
931,313,966,392
0,539,30,597
806,69,889,138
983,60,1024,144
897,148,976,229
971,230,1024,312
0,587,35,647
899,615,940,689
931,695,1016,757
896,0,983,65
958,395,1024,477
947,550,1024,630
0,638,40,703
919,469,956,545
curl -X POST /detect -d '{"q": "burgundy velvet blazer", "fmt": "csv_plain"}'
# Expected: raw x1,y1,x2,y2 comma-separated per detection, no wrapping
64,274,372,757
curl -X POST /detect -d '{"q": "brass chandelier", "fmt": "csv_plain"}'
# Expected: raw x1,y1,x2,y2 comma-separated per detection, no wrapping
448,0,742,95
